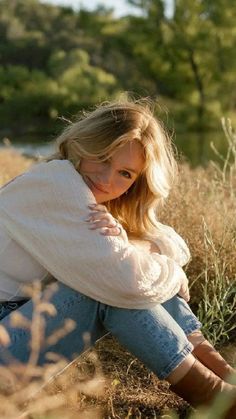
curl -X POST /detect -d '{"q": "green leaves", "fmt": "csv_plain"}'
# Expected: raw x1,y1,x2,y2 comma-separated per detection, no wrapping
0,0,236,134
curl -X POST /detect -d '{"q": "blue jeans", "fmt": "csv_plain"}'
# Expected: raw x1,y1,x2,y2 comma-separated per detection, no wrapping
0,282,201,380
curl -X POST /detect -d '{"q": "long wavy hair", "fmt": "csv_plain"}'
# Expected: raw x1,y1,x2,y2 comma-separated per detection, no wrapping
47,98,178,238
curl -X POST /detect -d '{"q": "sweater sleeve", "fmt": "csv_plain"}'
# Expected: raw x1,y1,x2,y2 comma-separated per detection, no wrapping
145,223,191,267
0,160,187,309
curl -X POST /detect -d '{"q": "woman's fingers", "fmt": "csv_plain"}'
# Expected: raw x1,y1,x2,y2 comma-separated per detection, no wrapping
88,217,117,229
181,286,190,301
86,212,116,225
87,204,110,222
86,204,125,238
178,279,190,302
88,221,122,236
86,205,121,236
88,204,107,212
99,226,122,236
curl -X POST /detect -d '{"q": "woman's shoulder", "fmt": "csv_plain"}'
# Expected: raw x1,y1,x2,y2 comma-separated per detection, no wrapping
30,159,75,175
0,158,95,215
32,159,87,193
0,159,77,194
0,159,92,202
14,159,82,187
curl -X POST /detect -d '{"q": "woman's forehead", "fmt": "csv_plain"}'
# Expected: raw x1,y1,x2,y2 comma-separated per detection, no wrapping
112,142,145,172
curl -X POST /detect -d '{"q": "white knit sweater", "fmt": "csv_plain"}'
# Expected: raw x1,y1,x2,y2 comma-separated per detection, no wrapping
0,160,190,308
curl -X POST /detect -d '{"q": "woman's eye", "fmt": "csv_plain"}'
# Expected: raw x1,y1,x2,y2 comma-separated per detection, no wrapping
120,170,131,179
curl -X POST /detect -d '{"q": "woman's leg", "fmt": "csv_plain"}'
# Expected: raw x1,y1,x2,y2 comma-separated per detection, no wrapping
100,302,236,416
162,295,236,383
189,332,236,382
161,295,202,337
99,301,196,380
1,286,236,414
0,282,107,366
170,358,236,417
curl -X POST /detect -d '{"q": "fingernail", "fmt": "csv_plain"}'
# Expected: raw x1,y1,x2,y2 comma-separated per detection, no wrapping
88,204,96,208
89,223,97,230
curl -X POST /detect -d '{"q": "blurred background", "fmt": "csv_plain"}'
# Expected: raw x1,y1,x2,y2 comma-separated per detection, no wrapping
0,0,235,165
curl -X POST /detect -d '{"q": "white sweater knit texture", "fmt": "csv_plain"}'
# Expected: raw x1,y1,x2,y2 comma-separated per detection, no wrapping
0,160,190,308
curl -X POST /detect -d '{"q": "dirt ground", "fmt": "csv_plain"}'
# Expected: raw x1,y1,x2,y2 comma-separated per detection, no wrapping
42,335,235,419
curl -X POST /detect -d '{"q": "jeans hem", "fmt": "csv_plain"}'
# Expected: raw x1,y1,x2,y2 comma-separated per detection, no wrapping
158,342,194,380
182,320,202,337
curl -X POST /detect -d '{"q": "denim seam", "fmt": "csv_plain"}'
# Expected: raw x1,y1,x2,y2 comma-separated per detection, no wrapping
182,320,202,336
158,342,194,380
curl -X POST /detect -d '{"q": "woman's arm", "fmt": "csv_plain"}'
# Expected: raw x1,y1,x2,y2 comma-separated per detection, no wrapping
0,161,187,309
146,223,191,267
87,207,190,302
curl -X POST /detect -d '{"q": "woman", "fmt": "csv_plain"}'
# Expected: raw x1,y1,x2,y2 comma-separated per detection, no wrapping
0,99,235,414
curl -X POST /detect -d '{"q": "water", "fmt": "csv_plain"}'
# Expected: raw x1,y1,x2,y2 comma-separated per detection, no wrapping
0,130,228,166
0,138,54,159
10,141,54,159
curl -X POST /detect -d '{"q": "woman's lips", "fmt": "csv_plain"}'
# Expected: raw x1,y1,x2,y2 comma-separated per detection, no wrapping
85,176,108,193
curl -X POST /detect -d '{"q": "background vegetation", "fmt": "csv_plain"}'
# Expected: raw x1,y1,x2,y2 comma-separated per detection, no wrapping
0,0,236,140
0,1,236,416
0,126,235,417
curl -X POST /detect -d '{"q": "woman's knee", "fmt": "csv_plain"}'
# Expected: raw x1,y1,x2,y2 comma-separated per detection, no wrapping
101,304,194,380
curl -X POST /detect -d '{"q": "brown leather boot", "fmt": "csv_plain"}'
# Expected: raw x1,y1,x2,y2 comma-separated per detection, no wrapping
193,340,236,383
170,359,236,418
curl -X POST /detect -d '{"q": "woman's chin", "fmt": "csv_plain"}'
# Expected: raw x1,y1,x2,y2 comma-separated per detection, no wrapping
96,196,109,204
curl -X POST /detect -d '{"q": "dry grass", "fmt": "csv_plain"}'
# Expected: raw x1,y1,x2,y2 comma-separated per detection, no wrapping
37,336,190,419
0,133,236,418
0,147,33,187
160,162,236,295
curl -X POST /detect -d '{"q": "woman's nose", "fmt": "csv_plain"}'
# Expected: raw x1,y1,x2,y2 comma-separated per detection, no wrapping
98,166,113,185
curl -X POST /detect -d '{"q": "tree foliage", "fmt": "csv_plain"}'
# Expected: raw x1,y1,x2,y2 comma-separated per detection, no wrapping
0,0,235,134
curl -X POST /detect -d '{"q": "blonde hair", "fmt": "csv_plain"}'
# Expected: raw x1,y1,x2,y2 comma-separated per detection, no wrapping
47,98,178,238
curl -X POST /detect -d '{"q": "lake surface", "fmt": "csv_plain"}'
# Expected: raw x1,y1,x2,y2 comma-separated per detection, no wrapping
0,130,229,166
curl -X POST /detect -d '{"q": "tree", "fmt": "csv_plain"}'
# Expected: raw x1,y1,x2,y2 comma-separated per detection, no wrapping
126,0,236,129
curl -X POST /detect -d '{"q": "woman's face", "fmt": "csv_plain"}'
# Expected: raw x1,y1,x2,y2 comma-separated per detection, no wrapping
80,142,145,203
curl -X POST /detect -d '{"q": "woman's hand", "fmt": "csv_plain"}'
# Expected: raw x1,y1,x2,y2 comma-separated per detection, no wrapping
86,204,127,239
178,276,190,302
